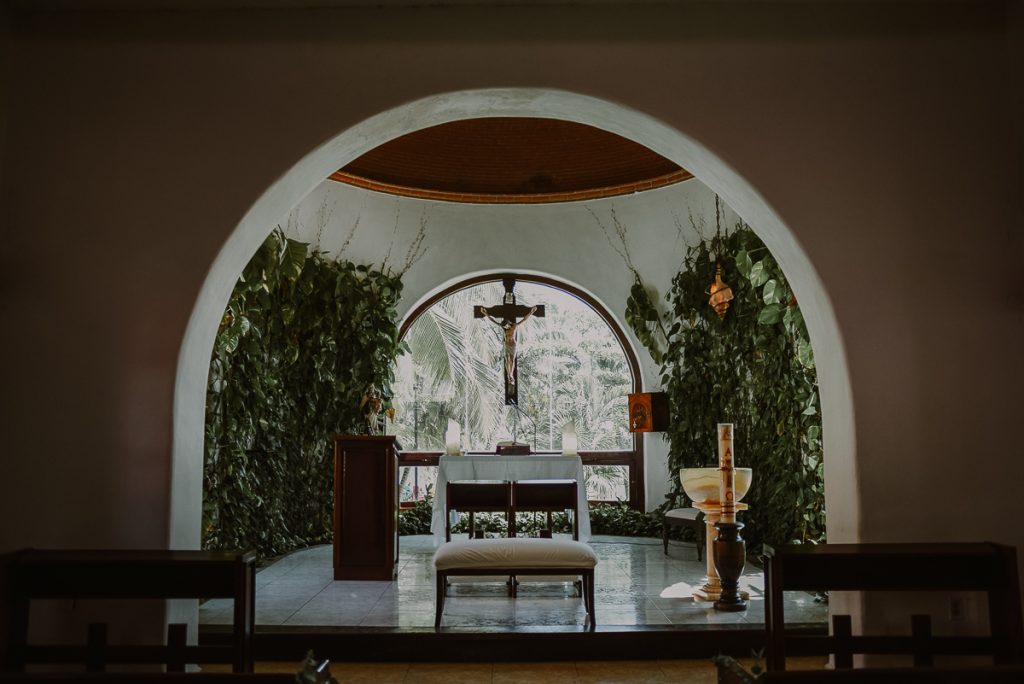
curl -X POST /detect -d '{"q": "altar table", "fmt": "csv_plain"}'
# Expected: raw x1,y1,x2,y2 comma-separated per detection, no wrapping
430,453,592,545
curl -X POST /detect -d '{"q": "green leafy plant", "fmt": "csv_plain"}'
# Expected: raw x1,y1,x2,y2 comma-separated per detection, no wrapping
398,497,435,536
627,224,825,550
588,502,663,538
203,229,406,558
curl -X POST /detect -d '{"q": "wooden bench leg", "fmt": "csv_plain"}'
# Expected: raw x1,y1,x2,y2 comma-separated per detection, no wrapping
435,572,446,628
585,570,596,627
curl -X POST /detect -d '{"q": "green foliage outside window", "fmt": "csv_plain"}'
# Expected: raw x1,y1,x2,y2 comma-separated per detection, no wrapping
626,225,825,550
203,229,405,558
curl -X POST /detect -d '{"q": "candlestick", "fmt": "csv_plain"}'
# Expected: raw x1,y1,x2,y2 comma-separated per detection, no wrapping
718,422,736,524
444,420,462,456
713,421,747,611
561,420,578,456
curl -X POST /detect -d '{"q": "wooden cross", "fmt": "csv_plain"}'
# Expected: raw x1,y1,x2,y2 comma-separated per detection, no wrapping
473,278,545,406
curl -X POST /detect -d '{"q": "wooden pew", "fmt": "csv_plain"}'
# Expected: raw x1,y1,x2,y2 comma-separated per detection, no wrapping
0,549,256,673
762,543,1024,672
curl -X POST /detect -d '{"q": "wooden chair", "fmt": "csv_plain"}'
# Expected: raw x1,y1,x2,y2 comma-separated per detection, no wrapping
762,542,1024,673
662,492,704,560
444,480,513,542
510,479,579,539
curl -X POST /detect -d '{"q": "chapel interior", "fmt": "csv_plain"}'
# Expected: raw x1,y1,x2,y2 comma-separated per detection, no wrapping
0,1,1022,682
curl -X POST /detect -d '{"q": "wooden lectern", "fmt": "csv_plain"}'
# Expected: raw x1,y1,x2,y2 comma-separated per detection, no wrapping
332,435,399,581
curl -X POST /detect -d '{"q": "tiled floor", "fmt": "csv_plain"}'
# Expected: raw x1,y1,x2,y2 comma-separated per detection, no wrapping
200,535,826,629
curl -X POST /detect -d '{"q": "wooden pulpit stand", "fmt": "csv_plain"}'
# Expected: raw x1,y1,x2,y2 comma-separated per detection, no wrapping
332,435,399,581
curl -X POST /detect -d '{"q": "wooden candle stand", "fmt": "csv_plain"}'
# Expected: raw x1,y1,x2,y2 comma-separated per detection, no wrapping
713,520,748,611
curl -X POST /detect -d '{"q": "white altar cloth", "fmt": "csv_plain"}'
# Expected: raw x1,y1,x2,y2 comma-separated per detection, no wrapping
430,453,591,546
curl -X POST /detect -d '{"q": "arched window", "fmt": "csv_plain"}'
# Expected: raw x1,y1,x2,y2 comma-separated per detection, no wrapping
394,274,644,508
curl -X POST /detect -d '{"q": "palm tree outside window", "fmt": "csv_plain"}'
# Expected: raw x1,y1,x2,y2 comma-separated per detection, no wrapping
393,276,643,508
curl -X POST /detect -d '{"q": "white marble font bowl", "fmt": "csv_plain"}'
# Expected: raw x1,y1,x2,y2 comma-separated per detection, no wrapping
680,467,753,504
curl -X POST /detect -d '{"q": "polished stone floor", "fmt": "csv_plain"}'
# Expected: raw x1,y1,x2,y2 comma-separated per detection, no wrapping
200,535,826,629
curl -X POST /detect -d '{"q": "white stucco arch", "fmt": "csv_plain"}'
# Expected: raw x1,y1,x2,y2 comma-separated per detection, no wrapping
171,88,857,550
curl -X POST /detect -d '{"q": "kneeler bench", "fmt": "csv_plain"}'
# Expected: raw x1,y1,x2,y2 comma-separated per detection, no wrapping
433,538,597,627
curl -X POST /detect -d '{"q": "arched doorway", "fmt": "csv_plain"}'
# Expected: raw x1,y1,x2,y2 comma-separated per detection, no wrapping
173,88,856,562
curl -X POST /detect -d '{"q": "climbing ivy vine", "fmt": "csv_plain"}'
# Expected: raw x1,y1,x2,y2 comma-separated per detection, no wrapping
627,225,825,550
203,229,406,558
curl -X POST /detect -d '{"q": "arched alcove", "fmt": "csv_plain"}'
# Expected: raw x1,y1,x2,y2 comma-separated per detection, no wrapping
173,89,857,563
394,271,646,507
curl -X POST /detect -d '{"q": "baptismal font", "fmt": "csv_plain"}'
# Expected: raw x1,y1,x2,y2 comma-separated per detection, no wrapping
680,423,753,608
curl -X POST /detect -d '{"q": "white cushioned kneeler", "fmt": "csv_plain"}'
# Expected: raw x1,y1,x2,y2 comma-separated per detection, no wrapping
433,537,598,628
433,538,597,571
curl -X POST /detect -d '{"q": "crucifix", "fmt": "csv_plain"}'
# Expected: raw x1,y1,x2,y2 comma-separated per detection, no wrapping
473,278,545,406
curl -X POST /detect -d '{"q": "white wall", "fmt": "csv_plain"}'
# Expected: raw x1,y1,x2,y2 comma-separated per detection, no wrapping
282,178,741,511
0,3,1020,632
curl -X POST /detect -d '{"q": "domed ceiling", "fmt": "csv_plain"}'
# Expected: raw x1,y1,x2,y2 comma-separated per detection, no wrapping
329,117,692,204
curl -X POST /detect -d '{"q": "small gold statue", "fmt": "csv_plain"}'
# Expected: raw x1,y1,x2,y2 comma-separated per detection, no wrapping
359,383,383,435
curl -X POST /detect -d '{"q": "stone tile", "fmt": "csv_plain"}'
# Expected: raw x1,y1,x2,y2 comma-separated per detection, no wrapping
513,598,589,627
594,589,650,607
255,566,291,583
381,580,433,595
283,605,373,626
438,612,517,627
360,609,436,627
293,566,332,576
297,595,380,615
261,576,332,593
256,583,323,600
396,566,436,586
371,595,434,615
657,600,750,625
254,596,311,611
440,597,515,619
405,663,493,684
253,607,299,625
377,584,435,601
314,581,391,602
595,608,672,626
200,534,826,630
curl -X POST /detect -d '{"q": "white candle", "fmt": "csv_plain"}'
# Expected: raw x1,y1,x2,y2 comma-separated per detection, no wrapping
561,420,578,456
445,420,462,456
718,423,736,523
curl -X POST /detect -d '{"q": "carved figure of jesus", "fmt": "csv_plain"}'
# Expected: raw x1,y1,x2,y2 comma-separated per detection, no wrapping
479,305,537,394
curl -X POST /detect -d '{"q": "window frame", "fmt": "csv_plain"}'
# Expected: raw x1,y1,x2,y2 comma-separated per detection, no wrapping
396,273,644,510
